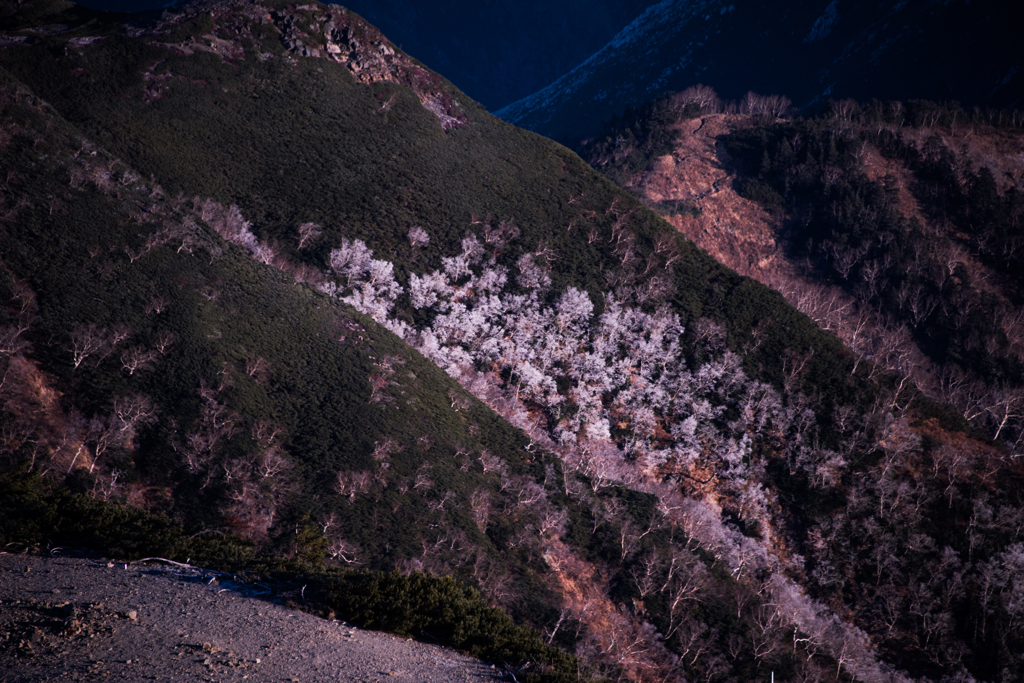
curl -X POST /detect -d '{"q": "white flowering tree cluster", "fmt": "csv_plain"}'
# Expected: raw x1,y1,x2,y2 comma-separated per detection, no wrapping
315,229,806,528
321,238,404,331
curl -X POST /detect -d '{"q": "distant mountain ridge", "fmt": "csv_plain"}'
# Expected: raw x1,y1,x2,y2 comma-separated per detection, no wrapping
498,0,1022,143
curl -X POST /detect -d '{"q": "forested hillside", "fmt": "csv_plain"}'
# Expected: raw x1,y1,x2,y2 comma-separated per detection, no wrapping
1,3,1023,683
584,88,1024,453
584,87,1024,680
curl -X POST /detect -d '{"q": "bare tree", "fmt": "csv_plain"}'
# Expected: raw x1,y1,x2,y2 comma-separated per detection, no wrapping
939,367,990,424
245,356,272,384
84,415,120,474
477,449,505,475
368,356,402,404
413,462,433,490
859,258,886,299
69,323,109,369
766,94,793,118
221,457,250,484
984,386,1024,441
825,241,867,280
426,490,455,512
335,469,372,501
670,84,721,113
740,92,791,118
251,419,283,446
92,468,124,502
448,388,471,411
469,488,490,532
662,550,709,636
120,346,158,375
750,603,785,663
510,475,546,509
372,437,400,462
255,445,291,479
296,221,322,250
112,393,158,436
253,243,277,266
907,283,938,327
152,330,177,354
0,325,29,358
179,385,234,474
653,232,683,269
145,296,170,315
539,505,568,538
108,324,132,347
326,535,360,564
407,225,430,248
829,98,859,124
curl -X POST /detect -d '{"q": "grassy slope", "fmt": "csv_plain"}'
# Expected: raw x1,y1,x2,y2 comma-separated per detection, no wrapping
0,55,574,634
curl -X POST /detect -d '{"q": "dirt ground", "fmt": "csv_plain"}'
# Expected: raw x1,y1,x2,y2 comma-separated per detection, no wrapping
0,553,503,683
630,114,785,280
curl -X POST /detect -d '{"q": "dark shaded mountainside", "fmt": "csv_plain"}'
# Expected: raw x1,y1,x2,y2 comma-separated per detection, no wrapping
0,2,1023,683
498,0,1023,144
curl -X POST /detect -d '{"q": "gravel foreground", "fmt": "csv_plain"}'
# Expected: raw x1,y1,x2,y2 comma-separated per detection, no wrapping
0,553,504,683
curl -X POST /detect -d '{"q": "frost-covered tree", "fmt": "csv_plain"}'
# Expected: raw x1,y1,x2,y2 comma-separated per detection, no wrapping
407,225,430,248
327,238,402,324
515,252,551,290
329,238,374,281
297,221,322,250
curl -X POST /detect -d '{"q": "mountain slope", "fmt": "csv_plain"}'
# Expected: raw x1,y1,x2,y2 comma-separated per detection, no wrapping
2,2,1024,683
498,0,1022,144
583,93,1024,680
0,32,572,645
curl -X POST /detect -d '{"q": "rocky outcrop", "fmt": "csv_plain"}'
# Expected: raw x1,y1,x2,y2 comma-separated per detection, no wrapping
639,116,781,278
268,4,468,130
137,1,468,130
